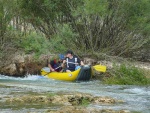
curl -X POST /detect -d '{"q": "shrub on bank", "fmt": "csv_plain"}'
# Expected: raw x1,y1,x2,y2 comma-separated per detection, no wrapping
103,64,150,85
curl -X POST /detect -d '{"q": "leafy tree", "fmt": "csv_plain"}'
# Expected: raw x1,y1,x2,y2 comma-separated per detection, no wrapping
68,0,150,56
1,0,150,59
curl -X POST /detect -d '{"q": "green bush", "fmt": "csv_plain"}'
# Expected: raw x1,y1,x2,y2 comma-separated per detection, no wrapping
104,64,150,85
50,24,79,53
16,32,52,59
17,31,71,59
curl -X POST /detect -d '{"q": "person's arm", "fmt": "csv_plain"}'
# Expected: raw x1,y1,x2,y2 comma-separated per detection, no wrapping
48,61,55,71
77,56,84,66
80,60,84,66
61,60,66,68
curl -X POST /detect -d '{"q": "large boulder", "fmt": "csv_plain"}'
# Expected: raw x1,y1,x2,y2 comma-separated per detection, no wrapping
0,53,47,76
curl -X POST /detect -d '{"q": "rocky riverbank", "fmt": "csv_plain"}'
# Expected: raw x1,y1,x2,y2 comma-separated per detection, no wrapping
0,52,150,77
0,53,48,76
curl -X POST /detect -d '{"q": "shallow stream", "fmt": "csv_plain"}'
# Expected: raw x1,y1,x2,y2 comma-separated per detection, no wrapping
0,75,150,113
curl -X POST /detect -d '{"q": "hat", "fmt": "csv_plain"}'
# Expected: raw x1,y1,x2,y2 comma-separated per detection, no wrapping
59,54,65,60
66,50,73,55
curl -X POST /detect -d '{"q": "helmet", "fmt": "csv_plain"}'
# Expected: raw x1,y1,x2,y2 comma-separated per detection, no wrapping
59,54,65,60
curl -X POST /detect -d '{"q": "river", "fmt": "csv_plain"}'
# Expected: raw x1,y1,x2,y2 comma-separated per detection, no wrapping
0,74,150,113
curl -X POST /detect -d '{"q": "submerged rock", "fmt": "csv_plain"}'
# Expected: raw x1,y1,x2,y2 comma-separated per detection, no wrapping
3,92,128,113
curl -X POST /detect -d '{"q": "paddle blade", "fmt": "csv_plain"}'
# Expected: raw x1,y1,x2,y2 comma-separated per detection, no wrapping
93,65,106,72
41,67,50,76
41,67,50,73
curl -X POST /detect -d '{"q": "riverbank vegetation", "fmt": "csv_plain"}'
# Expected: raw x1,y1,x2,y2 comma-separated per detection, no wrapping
0,0,150,84
103,64,150,85
1,0,150,58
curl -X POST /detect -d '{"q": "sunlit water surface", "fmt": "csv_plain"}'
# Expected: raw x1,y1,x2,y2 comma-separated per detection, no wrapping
0,74,150,113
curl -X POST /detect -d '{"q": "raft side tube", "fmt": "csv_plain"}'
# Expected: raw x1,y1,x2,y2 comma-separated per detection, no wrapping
76,65,91,81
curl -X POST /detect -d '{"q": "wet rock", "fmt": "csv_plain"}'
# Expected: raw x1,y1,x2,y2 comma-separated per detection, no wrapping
101,109,118,113
5,93,122,106
4,92,129,113
51,95,69,105
120,110,130,113
47,106,87,113
68,96,82,105
94,96,117,104
47,106,130,113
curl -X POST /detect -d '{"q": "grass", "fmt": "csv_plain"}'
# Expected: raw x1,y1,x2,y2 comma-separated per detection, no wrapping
80,98,90,106
103,63,150,85
143,69,150,79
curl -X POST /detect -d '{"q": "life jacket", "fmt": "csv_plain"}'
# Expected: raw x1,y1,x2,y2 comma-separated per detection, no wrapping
52,59,61,72
66,56,78,71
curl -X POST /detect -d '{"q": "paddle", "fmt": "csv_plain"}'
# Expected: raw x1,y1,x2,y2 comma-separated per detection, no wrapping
41,66,61,76
41,67,50,76
65,62,106,72
92,65,106,72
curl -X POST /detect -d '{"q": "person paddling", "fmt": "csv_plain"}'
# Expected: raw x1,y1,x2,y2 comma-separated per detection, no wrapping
62,50,84,72
48,54,64,72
